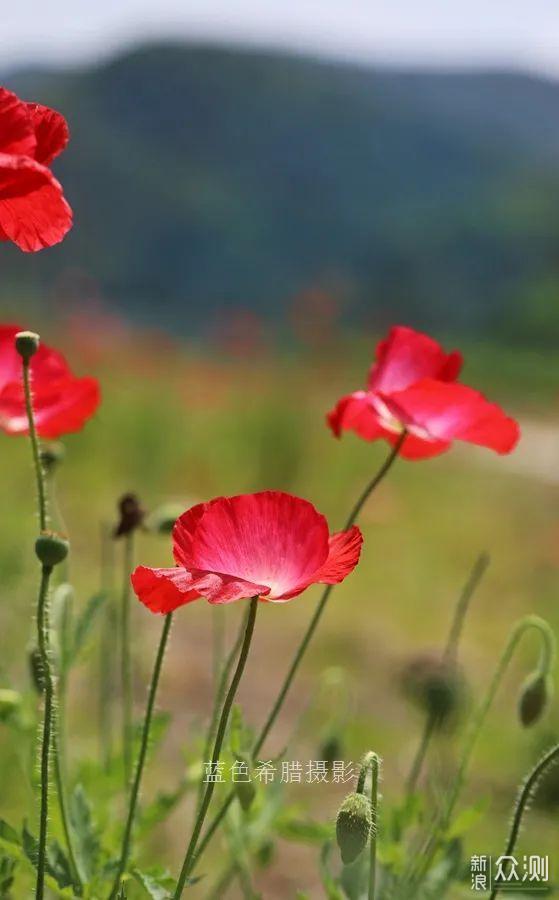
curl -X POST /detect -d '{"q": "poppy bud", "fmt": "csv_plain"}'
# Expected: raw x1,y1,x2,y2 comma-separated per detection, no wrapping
39,442,65,474
519,673,553,728
35,531,69,568
0,689,22,721
28,646,45,693
400,653,466,729
114,493,145,538
320,733,344,768
336,792,372,865
146,502,184,535
15,330,40,362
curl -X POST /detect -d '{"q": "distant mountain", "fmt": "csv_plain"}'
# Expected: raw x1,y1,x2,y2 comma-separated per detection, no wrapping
3,43,559,339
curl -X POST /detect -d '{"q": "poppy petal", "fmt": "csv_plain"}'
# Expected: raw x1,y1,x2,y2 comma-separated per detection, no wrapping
27,103,69,165
315,526,363,585
368,326,462,393
0,88,35,157
0,375,100,438
0,153,72,251
327,391,387,441
384,379,520,454
131,565,269,613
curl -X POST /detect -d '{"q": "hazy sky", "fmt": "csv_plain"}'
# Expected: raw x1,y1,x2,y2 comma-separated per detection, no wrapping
5,0,559,75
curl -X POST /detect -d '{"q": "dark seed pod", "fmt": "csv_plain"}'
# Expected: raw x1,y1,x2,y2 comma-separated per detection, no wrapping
400,653,466,729
35,532,69,567
336,792,372,865
519,673,553,728
114,493,145,538
15,330,39,362
29,647,45,693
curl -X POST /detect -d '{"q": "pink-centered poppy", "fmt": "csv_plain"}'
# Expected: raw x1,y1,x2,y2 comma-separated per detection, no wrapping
0,86,72,251
132,491,363,612
0,325,100,437
327,325,519,460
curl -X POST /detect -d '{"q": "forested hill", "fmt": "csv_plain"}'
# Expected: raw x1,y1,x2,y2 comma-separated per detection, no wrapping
4,43,559,340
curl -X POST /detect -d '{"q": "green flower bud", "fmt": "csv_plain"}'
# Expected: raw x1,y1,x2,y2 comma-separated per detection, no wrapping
519,673,553,728
0,689,22,721
15,330,40,362
336,792,372,865
401,654,466,729
35,531,69,568
320,733,344,768
28,646,45,693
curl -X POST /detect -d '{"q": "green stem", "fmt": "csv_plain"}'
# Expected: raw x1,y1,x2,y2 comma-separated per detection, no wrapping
110,613,173,899
99,522,116,770
489,742,559,900
174,597,259,898
405,553,490,796
407,614,556,891
190,434,405,871
368,756,380,900
120,531,135,793
36,565,53,900
22,358,47,530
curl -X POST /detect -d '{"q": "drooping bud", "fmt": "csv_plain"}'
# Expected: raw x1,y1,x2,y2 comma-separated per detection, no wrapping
28,646,45,693
15,330,40,362
39,442,66,475
114,493,145,538
146,502,185,535
400,653,466,729
35,531,69,568
519,673,553,728
0,689,22,721
336,792,372,865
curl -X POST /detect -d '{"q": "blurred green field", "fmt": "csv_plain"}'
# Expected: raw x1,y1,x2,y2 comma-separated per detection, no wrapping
1,323,559,897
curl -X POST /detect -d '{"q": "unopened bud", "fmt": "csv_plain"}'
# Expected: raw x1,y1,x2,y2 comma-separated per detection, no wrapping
15,330,40,362
320,733,344,769
336,792,372,865
401,654,465,729
28,647,45,694
114,493,145,538
35,531,69,568
519,673,553,728
146,502,184,535
0,689,22,721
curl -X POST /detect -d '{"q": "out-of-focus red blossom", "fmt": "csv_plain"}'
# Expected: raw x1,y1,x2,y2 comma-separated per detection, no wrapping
0,86,72,251
132,491,363,613
327,325,520,460
0,325,100,438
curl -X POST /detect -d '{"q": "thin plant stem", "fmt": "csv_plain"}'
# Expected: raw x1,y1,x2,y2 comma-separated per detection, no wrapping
489,742,559,900
196,607,250,814
406,614,556,892
368,755,380,900
110,613,174,899
174,596,259,898
120,530,135,793
190,434,405,871
22,354,82,895
99,522,116,770
405,553,490,796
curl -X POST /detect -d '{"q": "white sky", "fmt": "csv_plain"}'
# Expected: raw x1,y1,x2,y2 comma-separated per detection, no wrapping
5,0,559,75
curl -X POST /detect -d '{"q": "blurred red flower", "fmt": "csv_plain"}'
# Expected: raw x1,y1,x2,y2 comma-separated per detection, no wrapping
327,325,519,459
0,325,100,437
0,87,72,251
132,491,363,612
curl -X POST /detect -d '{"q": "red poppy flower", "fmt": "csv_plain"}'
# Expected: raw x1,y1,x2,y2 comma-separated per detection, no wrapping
0,87,72,251
0,325,100,437
132,491,363,613
327,325,519,459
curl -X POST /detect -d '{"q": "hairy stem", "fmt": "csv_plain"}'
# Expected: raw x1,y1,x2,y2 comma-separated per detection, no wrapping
174,597,259,898
120,530,135,793
110,613,173,898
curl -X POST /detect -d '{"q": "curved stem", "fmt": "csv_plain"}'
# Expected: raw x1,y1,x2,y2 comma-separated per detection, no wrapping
22,358,48,532
36,565,53,900
110,613,173,899
190,435,405,871
173,597,259,898
120,531,135,793
405,553,490,796
489,742,559,899
407,614,556,891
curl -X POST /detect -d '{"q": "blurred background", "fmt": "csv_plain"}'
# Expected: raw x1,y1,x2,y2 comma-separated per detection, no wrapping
2,1,559,896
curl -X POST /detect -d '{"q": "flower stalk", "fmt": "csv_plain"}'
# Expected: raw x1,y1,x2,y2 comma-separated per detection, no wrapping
120,530,135,793
173,596,259,898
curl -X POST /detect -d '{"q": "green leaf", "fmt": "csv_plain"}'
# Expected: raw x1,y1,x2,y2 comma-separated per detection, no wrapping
276,816,333,844
51,583,75,673
133,868,174,899
446,798,488,840
70,783,100,882
71,592,107,662
137,781,188,837
0,852,17,896
0,821,20,847
21,824,74,890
